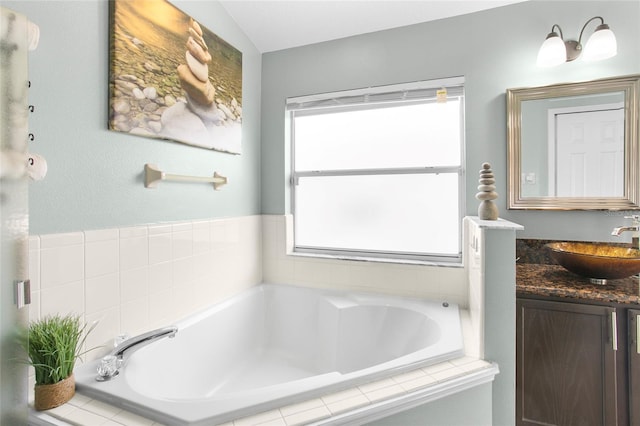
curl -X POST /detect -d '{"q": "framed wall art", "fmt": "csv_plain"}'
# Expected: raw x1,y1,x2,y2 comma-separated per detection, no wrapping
108,0,242,154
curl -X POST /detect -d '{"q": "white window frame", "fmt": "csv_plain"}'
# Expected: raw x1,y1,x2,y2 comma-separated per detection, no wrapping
288,77,465,263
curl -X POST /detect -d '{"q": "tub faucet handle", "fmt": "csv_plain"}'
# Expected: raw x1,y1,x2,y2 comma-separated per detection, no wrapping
96,355,119,381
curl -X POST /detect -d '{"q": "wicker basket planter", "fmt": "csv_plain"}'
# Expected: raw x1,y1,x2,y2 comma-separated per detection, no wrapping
34,374,75,411
21,314,97,412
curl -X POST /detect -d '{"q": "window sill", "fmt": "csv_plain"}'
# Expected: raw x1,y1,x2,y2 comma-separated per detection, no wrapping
288,250,464,268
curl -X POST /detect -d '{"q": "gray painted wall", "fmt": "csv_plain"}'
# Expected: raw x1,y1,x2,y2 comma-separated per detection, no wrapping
4,0,262,235
261,0,640,242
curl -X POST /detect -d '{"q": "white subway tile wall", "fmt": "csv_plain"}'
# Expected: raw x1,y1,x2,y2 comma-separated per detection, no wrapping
464,217,485,358
28,216,263,363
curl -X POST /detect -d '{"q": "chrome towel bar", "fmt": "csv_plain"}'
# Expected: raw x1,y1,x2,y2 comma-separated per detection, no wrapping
144,163,228,190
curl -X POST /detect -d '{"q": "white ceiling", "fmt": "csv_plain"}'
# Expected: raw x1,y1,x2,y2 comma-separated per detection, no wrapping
219,0,527,53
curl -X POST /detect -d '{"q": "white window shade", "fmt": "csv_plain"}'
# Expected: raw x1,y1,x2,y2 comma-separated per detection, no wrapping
287,77,464,111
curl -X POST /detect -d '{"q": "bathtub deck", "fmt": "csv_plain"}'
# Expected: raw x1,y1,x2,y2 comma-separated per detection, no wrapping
29,355,497,426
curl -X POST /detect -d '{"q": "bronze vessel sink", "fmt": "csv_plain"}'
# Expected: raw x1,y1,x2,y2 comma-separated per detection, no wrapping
545,242,640,283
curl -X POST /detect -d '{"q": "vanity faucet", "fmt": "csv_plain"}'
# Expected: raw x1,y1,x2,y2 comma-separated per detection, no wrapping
611,215,640,249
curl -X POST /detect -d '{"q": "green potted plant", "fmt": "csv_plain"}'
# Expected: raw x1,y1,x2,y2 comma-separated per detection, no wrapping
22,314,97,410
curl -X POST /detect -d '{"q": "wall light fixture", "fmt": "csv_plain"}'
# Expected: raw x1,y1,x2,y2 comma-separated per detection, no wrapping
536,16,617,67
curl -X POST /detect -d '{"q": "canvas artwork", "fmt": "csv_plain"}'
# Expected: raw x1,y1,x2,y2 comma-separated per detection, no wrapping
108,0,243,154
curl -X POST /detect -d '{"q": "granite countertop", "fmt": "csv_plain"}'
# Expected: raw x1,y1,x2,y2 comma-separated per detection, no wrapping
516,263,640,305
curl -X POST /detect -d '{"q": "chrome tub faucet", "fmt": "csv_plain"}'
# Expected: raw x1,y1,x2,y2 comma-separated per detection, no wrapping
111,326,178,361
96,326,178,381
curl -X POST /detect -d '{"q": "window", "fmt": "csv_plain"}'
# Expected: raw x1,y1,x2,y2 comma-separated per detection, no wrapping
288,77,465,262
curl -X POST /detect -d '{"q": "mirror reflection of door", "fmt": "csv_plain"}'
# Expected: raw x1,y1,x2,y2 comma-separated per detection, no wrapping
548,104,624,197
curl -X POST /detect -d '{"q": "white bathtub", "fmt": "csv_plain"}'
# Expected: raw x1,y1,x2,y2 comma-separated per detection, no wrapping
75,283,464,425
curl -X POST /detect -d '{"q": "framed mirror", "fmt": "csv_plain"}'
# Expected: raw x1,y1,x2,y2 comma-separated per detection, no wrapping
507,74,640,210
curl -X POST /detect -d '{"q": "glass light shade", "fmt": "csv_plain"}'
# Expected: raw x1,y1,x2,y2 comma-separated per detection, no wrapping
537,34,567,67
582,26,617,61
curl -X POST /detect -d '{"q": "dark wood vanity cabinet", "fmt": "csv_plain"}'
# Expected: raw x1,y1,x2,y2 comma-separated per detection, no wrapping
517,297,640,426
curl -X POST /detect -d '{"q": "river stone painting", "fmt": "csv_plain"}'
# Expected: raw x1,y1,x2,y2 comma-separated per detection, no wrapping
109,0,243,154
